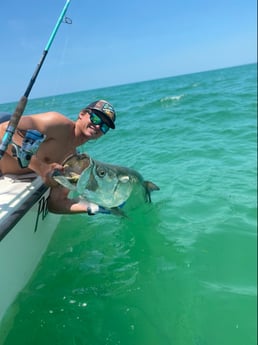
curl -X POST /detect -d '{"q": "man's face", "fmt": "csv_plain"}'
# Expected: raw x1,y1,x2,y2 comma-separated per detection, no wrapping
79,111,104,140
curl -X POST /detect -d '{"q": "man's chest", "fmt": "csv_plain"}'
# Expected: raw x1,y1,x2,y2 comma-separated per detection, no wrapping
36,137,76,164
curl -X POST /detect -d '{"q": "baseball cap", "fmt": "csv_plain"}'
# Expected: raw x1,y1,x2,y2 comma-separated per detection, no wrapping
85,100,116,129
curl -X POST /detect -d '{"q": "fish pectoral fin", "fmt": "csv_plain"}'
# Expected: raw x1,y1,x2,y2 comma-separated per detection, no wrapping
109,207,128,218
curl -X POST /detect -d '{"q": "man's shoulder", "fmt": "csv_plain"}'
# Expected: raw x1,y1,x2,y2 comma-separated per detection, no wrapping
33,112,72,123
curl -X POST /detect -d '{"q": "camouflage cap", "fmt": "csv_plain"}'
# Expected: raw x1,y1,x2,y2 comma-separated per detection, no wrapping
86,100,116,129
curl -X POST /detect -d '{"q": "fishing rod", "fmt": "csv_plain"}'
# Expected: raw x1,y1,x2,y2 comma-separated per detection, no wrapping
0,0,71,160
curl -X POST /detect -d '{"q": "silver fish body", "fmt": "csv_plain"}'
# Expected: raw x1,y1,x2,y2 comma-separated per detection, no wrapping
53,153,160,211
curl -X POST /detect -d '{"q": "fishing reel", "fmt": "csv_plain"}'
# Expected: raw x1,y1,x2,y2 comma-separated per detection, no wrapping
12,129,46,168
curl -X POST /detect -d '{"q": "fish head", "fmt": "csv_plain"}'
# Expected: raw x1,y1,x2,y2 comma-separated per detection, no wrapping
77,159,134,208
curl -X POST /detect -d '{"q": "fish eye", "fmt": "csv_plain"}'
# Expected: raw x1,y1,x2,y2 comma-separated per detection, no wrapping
96,166,106,178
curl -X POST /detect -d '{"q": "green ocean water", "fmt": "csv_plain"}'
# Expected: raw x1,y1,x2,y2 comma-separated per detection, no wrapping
0,63,257,345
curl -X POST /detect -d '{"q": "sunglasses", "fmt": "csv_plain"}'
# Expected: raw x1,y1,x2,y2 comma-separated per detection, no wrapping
89,112,110,134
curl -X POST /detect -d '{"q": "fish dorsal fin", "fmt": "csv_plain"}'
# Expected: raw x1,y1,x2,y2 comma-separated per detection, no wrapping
144,181,160,192
143,181,160,202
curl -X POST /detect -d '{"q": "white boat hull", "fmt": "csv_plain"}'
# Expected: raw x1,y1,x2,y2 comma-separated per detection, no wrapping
0,175,60,323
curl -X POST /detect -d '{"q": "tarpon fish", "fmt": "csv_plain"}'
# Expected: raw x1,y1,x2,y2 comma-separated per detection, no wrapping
52,153,160,215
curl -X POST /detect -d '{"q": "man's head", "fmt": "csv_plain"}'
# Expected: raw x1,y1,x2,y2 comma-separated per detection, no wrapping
78,100,116,140
82,100,116,131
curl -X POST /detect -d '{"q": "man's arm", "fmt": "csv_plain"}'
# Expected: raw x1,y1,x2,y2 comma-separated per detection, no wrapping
47,185,105,215
28,155,63,187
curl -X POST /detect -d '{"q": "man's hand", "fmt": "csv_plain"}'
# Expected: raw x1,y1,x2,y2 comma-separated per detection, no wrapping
28,155,65,187
44,163,64,187
87,203,111,215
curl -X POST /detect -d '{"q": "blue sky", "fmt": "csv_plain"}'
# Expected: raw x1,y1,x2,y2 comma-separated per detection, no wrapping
0,0,257,103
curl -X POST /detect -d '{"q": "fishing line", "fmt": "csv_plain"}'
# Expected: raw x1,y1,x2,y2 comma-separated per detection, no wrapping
0,0,72,160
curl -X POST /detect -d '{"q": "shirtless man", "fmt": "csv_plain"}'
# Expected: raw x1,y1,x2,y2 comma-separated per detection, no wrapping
0,100,116,214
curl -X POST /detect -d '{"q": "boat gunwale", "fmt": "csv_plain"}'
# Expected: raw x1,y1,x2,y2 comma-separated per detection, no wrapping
0,182,48,241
